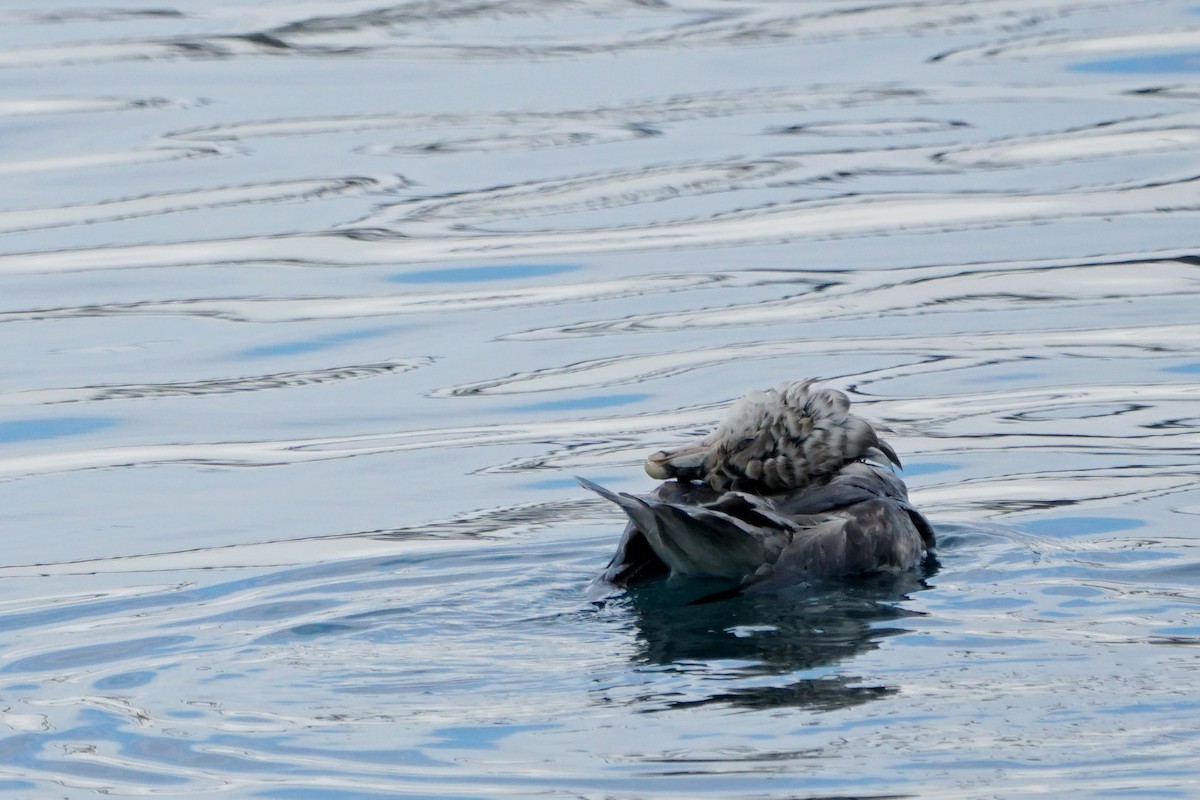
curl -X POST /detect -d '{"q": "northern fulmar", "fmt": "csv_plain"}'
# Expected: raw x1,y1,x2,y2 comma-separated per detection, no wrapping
579,380,934,597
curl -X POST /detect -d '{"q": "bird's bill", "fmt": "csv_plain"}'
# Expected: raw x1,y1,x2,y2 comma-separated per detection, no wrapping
645,443,708,480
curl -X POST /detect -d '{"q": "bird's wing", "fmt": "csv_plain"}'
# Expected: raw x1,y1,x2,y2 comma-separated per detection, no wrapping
701,497,926,601
600,521,670,586
578,477,792,581
817,463,935,548
898,501,936,549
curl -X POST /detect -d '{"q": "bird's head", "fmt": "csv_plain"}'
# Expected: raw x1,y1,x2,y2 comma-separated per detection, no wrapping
645,380,900,493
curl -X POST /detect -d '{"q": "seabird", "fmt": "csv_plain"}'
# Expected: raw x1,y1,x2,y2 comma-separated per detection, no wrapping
579,380,934,597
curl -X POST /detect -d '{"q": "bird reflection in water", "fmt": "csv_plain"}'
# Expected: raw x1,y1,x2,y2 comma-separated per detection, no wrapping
603,566,936,713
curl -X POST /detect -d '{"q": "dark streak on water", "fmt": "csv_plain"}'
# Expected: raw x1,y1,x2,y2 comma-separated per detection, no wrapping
2,0,1200,797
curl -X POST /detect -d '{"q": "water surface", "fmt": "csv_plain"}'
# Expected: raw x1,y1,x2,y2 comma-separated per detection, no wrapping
2,0,1200,796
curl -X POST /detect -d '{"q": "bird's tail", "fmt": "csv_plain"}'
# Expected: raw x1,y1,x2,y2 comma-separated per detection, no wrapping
578,477,782,580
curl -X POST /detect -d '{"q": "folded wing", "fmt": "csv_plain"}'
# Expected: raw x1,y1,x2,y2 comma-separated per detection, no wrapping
578,477,793,580
581,461,932,592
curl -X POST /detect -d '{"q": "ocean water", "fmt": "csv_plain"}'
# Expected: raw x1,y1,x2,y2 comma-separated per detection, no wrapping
2,0,1200,796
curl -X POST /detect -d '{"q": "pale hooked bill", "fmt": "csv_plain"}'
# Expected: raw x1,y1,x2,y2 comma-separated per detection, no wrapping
579,380,934,601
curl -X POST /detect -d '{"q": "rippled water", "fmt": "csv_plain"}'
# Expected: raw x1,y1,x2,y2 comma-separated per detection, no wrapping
3,0,1200,796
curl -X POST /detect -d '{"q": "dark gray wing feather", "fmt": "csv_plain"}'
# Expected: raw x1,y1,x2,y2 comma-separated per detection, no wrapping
578,477,791,580
774,462,910,512
601,521,669,585
732,497,926,595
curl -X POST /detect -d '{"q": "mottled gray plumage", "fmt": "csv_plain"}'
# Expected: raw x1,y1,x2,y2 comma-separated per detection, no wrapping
580,380,933,597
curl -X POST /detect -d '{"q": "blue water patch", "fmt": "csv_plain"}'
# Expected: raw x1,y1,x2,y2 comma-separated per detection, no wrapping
260,792,478,800
0,416,117,444
93,671,156,690
238,327,391,358
1152,625,1200,637
255,622,358,643
978,371,1041,383
2,636,193,673
425,723,556,750
900,461,957,477
390,263,578,283
1163,362,1200,374
948,596,1033,611
165,709,206,719
510,393,650,412
1021,516,1145,537
1071,51,1200,74
2,714,189,784
1040,584,1105,598
527,476,621,490
190,599,336,623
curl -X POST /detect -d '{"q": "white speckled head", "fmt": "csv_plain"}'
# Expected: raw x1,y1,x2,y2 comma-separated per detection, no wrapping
645,379,899,493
